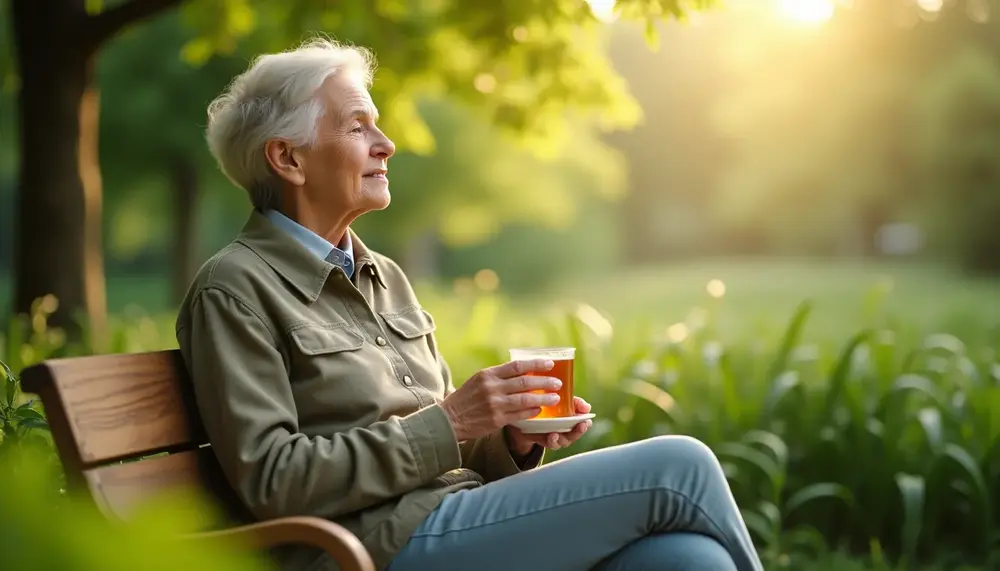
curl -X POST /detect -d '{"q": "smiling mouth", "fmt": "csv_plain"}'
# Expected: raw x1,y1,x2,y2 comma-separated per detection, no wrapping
364,169,388,179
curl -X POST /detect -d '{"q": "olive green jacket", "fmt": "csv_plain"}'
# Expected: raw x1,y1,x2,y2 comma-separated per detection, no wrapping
175,210,542,571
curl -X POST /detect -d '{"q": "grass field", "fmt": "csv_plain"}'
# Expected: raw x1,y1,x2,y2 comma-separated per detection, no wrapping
3,258,996,332
537,258,999,335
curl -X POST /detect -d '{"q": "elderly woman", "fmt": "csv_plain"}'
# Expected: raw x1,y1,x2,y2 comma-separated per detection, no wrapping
177,39,763,571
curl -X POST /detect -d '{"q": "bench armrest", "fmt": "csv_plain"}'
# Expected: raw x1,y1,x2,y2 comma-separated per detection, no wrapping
187,516,375,571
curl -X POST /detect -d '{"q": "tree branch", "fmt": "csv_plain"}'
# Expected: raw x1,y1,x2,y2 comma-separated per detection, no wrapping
87,0,186,47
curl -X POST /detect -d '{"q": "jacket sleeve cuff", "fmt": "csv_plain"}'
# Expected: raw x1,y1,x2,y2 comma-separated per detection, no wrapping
481,428,544,480
401,404,463,480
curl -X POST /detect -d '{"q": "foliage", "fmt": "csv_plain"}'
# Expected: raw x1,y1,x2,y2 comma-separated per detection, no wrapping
0,355,48,456
3,261,998,569
0,443,269,571
912,46,1000,273
175,0,719,154
424,264,1000,569
0,295,58,457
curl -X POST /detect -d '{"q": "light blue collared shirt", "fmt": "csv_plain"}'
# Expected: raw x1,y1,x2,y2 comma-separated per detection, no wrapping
264,209,355,279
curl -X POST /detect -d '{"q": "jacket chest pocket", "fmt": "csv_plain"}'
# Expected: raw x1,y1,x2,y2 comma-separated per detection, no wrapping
287,323,366,381
378,306,442,385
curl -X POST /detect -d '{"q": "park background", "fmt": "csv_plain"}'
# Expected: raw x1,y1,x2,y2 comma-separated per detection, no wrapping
1,0,999,569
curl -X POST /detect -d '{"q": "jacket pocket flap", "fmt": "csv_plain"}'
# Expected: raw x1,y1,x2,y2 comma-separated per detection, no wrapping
380,306,436,339
289,324,364,355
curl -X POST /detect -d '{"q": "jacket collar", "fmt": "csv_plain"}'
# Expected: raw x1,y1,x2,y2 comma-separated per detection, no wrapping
236,209,386,302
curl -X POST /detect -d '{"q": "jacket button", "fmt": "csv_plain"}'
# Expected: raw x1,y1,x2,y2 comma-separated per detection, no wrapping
403,375,413,386
376,336,387,346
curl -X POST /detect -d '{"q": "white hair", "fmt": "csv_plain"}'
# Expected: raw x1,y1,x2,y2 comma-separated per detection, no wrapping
205,38,376,210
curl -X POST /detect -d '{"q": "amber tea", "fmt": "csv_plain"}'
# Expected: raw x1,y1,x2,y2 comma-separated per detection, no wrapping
509,347,575,418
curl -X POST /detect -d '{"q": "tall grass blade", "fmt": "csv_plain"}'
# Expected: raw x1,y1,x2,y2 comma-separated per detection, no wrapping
824,330,871,425
895,473,925,567
784,483,855,521
741,430,789,471
766,300,813,385
762,370,802,419
622,378,679,423
718,441,784,502
941,444,993,535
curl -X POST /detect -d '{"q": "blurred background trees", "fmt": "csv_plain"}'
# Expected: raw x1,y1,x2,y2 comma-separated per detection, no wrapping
2,0,999,327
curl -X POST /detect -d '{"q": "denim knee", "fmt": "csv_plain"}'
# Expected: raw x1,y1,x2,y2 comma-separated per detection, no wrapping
641,435,724,475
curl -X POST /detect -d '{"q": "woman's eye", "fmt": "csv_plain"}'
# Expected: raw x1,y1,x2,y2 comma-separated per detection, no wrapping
351,125,364,133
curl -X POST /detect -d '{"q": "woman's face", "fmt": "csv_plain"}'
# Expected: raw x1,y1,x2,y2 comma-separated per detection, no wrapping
270,71,396,227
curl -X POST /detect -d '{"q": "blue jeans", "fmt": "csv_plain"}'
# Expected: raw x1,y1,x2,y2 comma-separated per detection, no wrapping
387,436,764,571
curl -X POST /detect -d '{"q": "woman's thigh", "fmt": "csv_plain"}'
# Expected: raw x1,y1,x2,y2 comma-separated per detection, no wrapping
386,436,752,571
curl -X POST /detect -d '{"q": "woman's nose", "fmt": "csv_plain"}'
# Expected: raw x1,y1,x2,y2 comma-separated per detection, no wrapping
372,132,395,159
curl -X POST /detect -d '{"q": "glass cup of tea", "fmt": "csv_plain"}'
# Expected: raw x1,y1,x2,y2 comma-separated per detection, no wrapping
508,347,576,419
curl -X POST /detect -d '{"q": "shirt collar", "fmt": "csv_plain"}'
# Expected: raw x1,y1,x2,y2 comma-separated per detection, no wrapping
237,209,385,303
264,209,354,278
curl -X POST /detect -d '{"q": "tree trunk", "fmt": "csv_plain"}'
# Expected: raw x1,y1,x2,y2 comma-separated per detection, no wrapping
170,157,200,305
11,0,184,347
11,0,105,346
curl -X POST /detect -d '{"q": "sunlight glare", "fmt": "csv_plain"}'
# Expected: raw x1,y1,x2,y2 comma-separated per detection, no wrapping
585,0,619,23
917,0,944,12
775,0,836,24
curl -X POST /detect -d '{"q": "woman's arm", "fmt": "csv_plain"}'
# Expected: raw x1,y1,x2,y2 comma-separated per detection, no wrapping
181,287,463,521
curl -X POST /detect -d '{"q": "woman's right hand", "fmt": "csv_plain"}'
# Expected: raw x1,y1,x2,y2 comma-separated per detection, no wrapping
440,359,562,442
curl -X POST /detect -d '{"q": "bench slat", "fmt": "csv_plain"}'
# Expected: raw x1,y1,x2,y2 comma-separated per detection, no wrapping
21,350,206,468
84,448,249,526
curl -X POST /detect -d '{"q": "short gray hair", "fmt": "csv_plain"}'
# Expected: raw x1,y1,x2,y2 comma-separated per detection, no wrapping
205,38,376,210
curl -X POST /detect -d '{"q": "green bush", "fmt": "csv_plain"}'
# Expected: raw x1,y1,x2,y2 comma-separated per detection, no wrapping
0,443,269,571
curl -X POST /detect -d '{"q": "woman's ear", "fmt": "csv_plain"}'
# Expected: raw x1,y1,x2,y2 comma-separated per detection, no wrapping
264,139,306,187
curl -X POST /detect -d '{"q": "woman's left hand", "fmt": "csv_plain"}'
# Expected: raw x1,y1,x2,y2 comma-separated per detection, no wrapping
506,397,592,453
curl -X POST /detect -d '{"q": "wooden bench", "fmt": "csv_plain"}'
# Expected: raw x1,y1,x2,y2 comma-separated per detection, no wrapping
20,349,375,571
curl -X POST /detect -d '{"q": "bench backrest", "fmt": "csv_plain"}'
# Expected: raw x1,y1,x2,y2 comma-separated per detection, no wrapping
20,349,244,524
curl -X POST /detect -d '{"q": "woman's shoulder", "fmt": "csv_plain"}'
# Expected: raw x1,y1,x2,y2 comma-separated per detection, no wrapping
196,242,267,288
178,241,277,310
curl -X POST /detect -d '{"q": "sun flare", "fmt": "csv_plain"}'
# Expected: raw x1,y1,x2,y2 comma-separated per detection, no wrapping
585,0,619,23
775,0,836,25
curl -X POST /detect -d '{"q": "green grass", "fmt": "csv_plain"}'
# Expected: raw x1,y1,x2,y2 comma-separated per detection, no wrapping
540,258,999,337
2,259,998,570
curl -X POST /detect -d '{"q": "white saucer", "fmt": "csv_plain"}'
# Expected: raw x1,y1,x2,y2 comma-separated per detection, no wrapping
511,413,596,434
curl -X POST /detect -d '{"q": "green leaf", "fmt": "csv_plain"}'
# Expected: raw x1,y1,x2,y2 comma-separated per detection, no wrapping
784,483,855,520
717,441,783,500
622,378,680,423
643,18,660,51
741,430,789,471
936,444,992,528
983,433,1000,481
13,407,45,422
780,525,829,558
766,300,813,385
916,407,944,454
762,370,802,418
4,371,15,408
18,418,50,432
757,500,781,530
740,508,776,546
824,330,871,424
895,473,925,565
